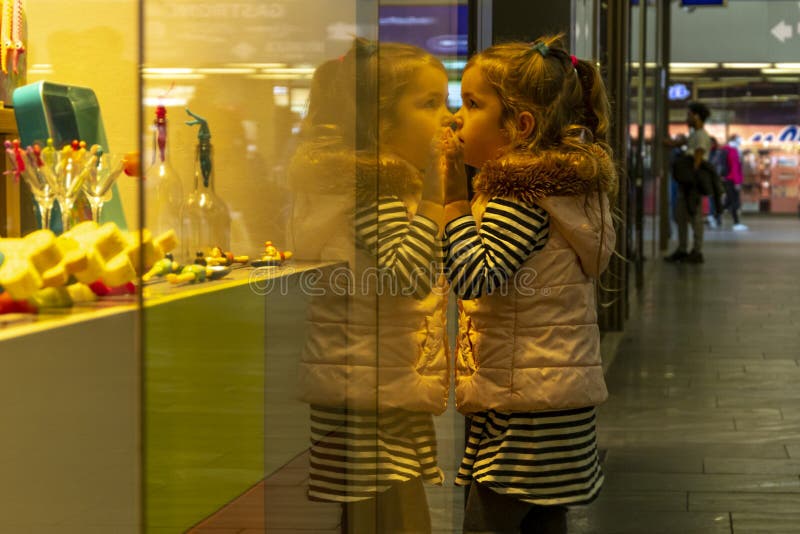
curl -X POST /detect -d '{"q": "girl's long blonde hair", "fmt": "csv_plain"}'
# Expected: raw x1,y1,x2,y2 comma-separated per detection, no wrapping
304,38,446,151
466,34,617,198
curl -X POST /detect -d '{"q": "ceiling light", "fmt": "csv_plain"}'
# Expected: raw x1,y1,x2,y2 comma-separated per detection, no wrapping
670,62,718,69
762,68,800,74
721,63,771,69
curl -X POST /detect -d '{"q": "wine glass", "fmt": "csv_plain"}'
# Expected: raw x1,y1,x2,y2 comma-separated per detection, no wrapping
3,141,59,231
53,149,91,232
19,148,59,230
82,149,127,223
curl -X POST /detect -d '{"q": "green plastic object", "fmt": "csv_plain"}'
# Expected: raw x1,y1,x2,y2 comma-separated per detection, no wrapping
185,108,212,188
12,81,127,232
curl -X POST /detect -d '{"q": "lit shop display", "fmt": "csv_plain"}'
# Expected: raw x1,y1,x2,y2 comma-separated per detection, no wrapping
0,1,472,532
667,123,800,214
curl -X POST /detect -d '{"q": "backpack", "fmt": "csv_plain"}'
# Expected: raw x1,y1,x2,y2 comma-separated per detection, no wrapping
712,148,730,178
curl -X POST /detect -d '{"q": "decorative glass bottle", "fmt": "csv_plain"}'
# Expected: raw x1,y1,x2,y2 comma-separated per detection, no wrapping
180,108,230,263
144,105,184,238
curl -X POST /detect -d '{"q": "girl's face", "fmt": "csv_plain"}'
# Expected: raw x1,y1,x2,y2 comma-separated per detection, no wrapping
382,64,453,170
455,66,509,168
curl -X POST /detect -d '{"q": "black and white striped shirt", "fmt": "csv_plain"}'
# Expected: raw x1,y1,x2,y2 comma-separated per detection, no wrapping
444,198,550,299
355,197,442,299
456,407,603,506
308,197,444,503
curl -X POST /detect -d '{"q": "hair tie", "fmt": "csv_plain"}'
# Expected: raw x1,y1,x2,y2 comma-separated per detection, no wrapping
570,55,578,67
530,41,549,57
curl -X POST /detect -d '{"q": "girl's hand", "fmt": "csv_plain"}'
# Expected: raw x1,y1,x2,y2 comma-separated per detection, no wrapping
442,128,468,203
421,128,449,204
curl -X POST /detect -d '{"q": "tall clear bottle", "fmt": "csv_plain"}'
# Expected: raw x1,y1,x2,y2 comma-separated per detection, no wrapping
181,108,231,263
144,105,184,238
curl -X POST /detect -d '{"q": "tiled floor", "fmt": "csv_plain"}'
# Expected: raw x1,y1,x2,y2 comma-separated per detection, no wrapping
192,215,800,533
571,215,800,534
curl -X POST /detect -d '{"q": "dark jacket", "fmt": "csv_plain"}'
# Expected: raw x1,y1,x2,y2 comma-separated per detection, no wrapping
672,154,723,215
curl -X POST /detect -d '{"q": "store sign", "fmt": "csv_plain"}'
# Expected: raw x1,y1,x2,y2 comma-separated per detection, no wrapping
144,0,350,64
668,82,691,101
749,125,800,143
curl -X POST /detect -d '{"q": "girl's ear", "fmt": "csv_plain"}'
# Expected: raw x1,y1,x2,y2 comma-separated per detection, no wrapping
517,111,535,138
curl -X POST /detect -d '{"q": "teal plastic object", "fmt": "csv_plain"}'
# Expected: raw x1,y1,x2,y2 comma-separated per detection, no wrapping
12,81,127,233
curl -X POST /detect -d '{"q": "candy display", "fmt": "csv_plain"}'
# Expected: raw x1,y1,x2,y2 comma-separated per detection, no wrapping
0,222,177,301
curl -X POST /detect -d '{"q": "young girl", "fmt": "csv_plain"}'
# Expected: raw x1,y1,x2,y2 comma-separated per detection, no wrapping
440,35,618,533
288,39,453,533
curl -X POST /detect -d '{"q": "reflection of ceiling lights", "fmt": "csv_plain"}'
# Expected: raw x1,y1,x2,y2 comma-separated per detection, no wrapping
28,63,53,75
774,63,800,69
143,73,206,80
224,62,286,69
143,84,196,107
141,68,206,80
139,65,317,81
142,68,194,75
249,73,310,80
196,68,256,74
261,67,315,75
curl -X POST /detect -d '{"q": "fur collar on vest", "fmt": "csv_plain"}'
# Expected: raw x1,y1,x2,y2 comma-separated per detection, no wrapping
289,141,422,205
473,144,618,204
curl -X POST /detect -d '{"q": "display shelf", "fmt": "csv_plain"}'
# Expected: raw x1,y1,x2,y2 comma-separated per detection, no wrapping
0,260,339,342
0,259,341,532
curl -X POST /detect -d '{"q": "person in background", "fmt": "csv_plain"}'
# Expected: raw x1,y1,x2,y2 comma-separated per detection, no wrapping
721,134,748,231
441,35,617,534
707,136,725,228
665,101,711,263
668,133,688,238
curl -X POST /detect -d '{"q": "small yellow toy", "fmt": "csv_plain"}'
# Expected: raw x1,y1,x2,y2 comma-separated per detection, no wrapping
166,263,231,285
142,254,181,283
251,241,292,267
204,246,249,267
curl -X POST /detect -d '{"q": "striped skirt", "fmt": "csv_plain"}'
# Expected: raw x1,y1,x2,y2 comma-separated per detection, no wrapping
455,407,603,506
308,405,444,503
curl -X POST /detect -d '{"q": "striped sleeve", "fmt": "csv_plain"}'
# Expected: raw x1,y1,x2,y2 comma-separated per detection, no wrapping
355,196,440,299
444,198,549,300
